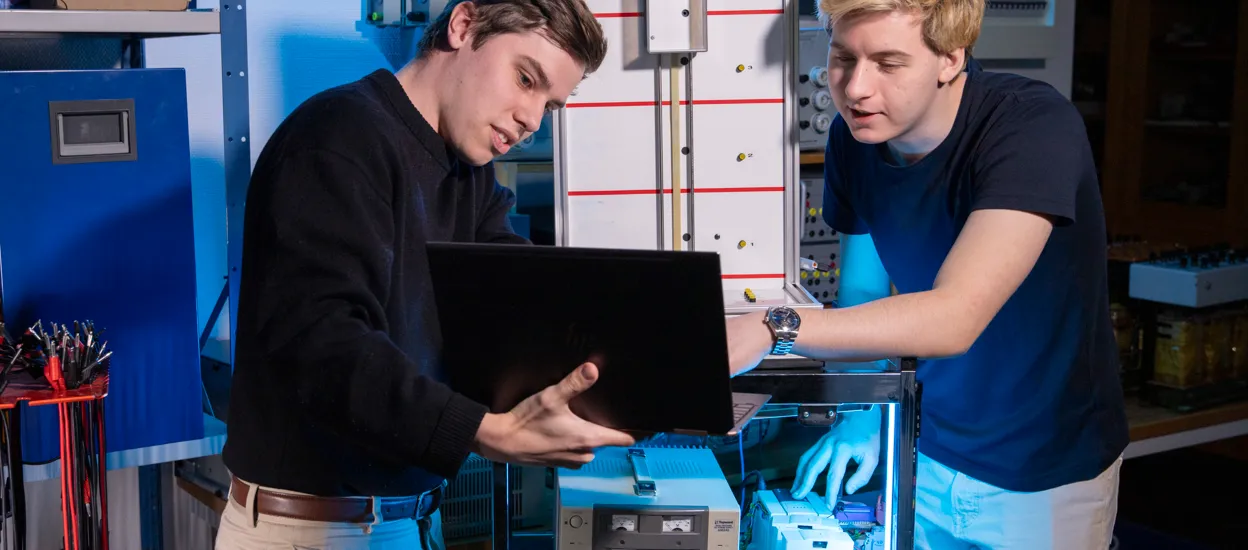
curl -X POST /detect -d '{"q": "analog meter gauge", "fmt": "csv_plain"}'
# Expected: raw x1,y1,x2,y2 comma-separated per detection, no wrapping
662,516,693,532
611,515,638,532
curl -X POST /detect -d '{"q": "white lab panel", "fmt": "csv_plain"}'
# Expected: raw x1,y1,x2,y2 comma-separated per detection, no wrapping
566,194,662,250
645,0,707,53
560,107,660,194
690,191,786,281
554,0,818,314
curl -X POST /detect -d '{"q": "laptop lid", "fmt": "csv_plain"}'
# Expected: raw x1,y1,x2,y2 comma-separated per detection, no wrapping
426,242,768,437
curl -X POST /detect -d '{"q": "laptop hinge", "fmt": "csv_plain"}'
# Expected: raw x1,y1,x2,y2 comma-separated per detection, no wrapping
627,448,657,497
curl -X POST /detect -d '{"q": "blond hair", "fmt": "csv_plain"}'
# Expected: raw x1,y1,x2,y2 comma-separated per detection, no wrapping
818,0,983,59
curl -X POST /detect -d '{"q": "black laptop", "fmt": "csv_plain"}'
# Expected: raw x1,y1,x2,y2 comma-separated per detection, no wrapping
426,242,770,437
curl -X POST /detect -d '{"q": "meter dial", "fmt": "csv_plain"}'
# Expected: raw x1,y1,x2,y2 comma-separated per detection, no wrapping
808,66,829,87
611,515,637,531
662,516,693,532
811,90,832,111
811,113,833,134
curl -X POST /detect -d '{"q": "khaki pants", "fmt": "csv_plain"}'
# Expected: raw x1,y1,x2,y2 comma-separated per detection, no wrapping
215,478,445,550
915,452,1122,550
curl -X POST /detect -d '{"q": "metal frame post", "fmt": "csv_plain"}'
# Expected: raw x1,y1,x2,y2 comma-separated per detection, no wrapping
221,0,251,364
493,461,512,550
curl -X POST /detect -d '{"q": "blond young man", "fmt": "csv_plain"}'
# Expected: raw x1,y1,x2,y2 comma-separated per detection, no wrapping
217,1,636,547
726,0,1127,547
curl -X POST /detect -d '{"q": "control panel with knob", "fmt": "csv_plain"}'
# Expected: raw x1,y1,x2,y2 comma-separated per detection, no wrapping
797,26,833,151
1129,245,1248,308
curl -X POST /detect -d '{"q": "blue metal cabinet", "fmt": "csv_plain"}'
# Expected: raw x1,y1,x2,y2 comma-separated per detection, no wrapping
0,68,204,463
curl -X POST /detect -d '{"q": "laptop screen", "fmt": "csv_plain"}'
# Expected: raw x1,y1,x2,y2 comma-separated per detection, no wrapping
428,242,739,435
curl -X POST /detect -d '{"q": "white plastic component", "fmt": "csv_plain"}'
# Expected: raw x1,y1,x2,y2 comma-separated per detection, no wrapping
777,524,855,550
747,489,843,550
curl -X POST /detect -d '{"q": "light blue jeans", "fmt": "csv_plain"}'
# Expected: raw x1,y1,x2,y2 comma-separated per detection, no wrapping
915,452,1122,550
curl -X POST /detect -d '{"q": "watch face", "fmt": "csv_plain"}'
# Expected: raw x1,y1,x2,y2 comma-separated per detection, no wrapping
769,307,800,331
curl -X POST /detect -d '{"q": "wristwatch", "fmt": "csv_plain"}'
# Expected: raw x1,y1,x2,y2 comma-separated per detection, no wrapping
764,306,801,356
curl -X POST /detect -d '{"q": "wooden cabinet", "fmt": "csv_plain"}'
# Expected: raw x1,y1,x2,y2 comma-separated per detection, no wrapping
1101,0,1248,247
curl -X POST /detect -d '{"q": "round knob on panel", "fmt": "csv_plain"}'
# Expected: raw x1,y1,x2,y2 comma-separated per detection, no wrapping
569,515,584,528
811,90,832,111
809,66,829,87
811,113,833,133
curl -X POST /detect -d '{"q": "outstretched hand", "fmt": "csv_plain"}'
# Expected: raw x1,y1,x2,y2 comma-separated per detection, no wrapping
473,362,636,469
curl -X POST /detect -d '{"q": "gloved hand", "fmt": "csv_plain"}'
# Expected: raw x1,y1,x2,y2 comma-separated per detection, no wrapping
790,405,881,507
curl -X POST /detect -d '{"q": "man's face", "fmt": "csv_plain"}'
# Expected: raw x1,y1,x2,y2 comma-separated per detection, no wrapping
440,6,586,166
827,10,960,146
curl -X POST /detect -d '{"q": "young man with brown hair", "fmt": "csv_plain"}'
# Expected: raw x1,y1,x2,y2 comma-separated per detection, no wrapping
216,1,635,547
727,0,1128,547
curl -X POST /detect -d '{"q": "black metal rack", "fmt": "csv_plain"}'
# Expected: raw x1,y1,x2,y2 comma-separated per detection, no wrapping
490,357,921,550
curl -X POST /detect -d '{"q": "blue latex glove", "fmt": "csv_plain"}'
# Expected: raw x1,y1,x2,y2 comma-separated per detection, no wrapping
790,405,881,507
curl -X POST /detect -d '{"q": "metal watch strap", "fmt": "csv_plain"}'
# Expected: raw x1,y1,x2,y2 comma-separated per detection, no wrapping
771,337,794,356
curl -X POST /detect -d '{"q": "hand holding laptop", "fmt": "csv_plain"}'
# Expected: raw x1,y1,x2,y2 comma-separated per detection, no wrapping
470,362,637,469
727,310,774,377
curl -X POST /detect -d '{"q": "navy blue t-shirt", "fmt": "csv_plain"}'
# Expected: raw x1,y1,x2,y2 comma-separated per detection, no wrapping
822,59,1129,492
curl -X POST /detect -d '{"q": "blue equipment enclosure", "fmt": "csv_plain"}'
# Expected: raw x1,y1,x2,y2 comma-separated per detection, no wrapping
0,69,204,464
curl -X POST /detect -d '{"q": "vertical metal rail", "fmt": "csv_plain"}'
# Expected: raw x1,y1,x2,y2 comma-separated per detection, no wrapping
492,461,512,550
896,361,920,550
222,0,252,364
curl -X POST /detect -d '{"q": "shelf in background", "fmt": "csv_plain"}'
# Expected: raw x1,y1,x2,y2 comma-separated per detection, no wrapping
0,8,220,38
800,151,824,165
1124,396,1248,459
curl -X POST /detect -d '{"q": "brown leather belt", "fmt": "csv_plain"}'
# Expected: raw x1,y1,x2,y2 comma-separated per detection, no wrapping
230,476,442,524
